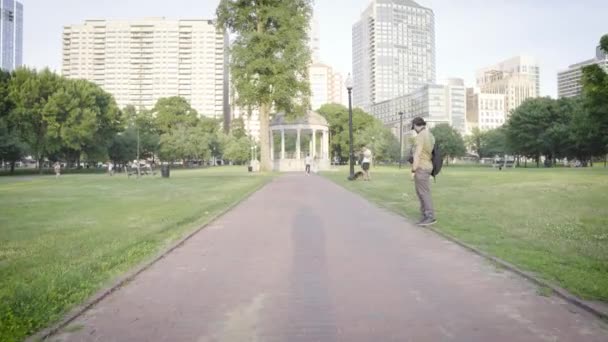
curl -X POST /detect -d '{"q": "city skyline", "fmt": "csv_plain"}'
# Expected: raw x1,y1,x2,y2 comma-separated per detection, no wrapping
20,0,608,98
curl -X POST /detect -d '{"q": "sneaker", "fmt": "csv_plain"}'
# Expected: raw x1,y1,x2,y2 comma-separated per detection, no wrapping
418,218,437,226
416,217,426,225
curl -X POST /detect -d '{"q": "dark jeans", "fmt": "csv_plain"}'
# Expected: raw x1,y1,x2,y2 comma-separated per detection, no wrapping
305,165,311,174
415,169,434,219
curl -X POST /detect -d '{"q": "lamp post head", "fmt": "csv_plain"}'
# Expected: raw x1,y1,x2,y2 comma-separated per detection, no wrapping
399,111,404,117
345,73,353,91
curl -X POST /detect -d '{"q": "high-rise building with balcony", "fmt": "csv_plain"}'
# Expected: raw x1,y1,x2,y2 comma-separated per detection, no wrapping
558,46,608,98
62,18,229,122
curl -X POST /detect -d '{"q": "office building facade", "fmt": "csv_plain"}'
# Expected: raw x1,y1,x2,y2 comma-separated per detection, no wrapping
558,46,608,98
352,0,436,110
476,56,539,116
0,0,23,71
466,88,506,133
369,78,467,138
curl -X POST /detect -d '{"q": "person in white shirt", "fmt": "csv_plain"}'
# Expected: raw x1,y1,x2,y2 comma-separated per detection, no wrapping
362,147,372,181
305,154,312,175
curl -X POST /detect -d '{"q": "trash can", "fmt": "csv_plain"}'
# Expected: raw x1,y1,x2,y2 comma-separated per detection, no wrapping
161,164,170,178
248,166,253,172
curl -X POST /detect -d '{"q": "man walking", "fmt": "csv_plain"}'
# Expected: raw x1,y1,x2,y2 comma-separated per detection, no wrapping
53,162,61,179
410,117,436,226
305,154,312,176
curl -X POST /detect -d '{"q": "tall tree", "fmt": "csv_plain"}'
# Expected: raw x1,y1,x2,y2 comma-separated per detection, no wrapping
565,96,601,163
318,103,378,162
0,70,29,173
217,0,313,171
45,79,98,166
224,136,252,164
152,97,199,135
130,108,160,161
484,127,509,158
108,127,138,165
8,68,62,170
506,98,553,166
230,117,247,139
430,124,466,165
465,128,487,159
581,34,608,162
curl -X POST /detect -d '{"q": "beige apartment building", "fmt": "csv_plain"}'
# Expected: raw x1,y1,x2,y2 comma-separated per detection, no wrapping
62,18,229,121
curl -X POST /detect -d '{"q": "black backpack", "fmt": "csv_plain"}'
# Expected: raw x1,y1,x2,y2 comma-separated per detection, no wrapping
431,144,443,180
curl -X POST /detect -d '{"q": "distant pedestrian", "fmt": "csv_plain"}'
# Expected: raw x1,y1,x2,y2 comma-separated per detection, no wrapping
305,154,312,175
361,146,372,181
410,117,436,226
54,162,61,178
108,161,114,176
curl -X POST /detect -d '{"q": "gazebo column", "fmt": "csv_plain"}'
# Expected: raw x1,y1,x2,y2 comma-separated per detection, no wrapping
323,129,329,160
312,129,317,159
296,128,301,160
270,129,274,161
281,129,285,160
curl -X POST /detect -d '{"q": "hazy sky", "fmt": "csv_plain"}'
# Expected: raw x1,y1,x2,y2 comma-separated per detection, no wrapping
23,0,607,98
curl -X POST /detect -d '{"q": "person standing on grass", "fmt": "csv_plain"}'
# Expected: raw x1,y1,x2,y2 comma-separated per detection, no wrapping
410,117,436,226
54,162,61,178
362,146,372,181
305,154,312,175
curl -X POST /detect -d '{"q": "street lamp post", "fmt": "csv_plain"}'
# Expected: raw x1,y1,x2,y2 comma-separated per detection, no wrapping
371,136,375,168
346,73,355,180
399,112,404,169
136,126,141,177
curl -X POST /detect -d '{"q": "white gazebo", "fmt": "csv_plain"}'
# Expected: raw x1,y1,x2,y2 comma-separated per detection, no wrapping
270,111,331,172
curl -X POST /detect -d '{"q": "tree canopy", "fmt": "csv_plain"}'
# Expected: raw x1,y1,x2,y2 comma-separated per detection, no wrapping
217,0,313,170
430,123,466,163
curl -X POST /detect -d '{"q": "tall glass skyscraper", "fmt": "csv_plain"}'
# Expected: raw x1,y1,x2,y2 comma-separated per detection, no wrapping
352,0,436,111
0,0,23,71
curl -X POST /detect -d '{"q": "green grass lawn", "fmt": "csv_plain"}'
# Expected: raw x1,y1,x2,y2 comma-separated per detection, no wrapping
0,167,272,342
325,166,608,302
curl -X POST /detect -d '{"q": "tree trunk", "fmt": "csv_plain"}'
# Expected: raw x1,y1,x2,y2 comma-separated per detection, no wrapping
259,102,271,172
38,154,44,174
525,158,527,168
604,154,607,168
536,156,540,168
10,160,15,174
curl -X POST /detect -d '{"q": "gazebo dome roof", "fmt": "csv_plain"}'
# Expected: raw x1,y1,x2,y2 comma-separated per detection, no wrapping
270,111,329,127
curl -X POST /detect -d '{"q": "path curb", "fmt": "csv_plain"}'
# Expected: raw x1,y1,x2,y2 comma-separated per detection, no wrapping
423,225,608,322
27,176,274,342
333,179,608,323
